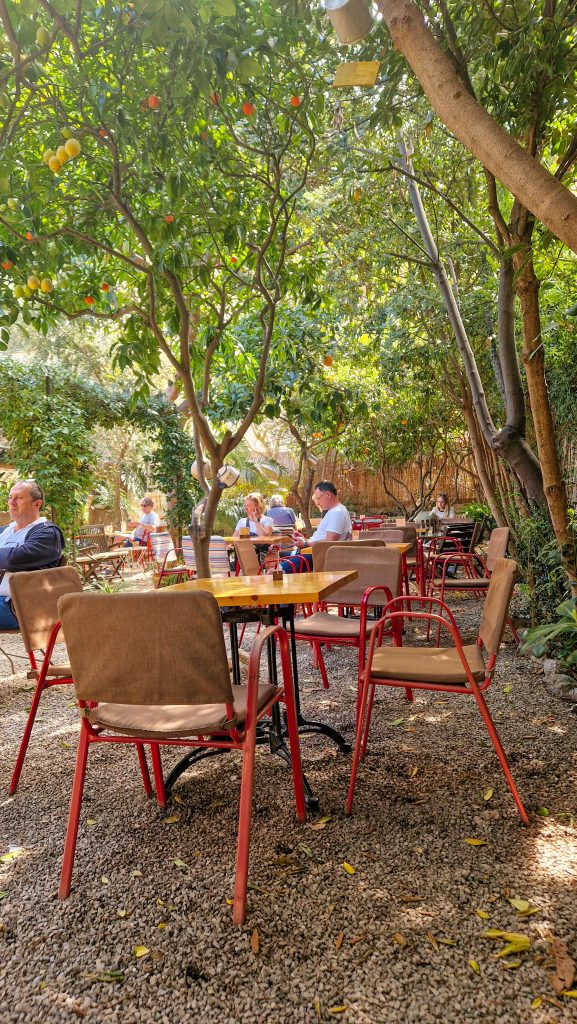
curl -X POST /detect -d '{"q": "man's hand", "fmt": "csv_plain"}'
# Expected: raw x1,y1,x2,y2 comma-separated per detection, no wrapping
291,531,306,549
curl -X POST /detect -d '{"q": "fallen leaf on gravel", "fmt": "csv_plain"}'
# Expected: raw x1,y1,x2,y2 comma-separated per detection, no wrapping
299,843,314,858
476,909,490,919
0,848,24,863
250,928,260,955
393,933,407,946
468,959,481,974
549,934,575,993
349,934,365,945
561,990,577,997
464,838,487,846
509,897,540,916
247,882,272,896
530,997,542,1009
335,931,345,950
341,862,356,875
225,898,234,906
327,1007,348,1014
100,876,109,885
537,807,550,817
399,894,421,903
173,794,184,805
162,815,180,825
60,741,71,749
157,923,167,930
85,971,124,984
502,684,512,694
311,816,332,831
172,858,188,870
134,946,149,958
409,766,419,778
130,870,142,878
86,819,97,827
116,909,130,919
501,960,522,970
437,937,456,946
314,997,321,1021
387,718,404,727
483,788,494,802
426,933,439,951
0,892,7,900
482,930,531,957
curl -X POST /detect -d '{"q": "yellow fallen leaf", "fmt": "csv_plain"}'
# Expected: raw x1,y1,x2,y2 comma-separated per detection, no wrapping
465,838,487,846
426,932,439,951
335,931,345,950
509,898,530,912
162,815,180,824
327,1007,348,1014
60,741,71,749
0,848,24,863
530,997,542,1009
225,898,234,906
393,933,407,946
476,909,490,919
157,922,167,930
172,858,188,870
468,959,481,974
387,718,404,727
399,894,421,903
311,815,333,831
131,870,142,878
501,960,522,970
561,990,577,998
86,819,97,827
341,862,356,875
101,876,109,885
173,794,184,805
409,766,419,778
134,946,149,958
314,997,321,1021
437,937,456,946
250,928,260,955
117,909,129,918
483,788,494,801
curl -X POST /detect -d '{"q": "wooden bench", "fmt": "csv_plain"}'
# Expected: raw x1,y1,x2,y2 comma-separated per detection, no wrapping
72,525,131,582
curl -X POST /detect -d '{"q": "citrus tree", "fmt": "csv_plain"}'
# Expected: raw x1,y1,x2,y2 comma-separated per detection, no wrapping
0,0,322,574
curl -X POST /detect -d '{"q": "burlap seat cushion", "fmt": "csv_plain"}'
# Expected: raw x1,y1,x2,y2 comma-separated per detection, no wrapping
370,643,486,685
87,683,278,738
442,576,489,589
294,612,363,639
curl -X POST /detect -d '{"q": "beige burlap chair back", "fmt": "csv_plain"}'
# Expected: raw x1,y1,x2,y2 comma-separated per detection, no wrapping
58,590,233,705
234,539,260,576
485,528,510,572
9,567,83,652
479,558,517,654
311,538,386,573
324,545,402,607
366,526,418,557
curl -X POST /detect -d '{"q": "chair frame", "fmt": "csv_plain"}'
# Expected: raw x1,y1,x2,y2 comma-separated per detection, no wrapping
346,591,529,826
58,621,306,926
148,532,193,588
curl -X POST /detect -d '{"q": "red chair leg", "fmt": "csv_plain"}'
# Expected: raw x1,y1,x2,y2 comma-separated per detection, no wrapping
312,642,330,689
9,670,49,794
150,743,166,808
135,743,153,798
346,673,372,815
360,683,376,761
59,725,90,899
232,733,257,926
473,689,529,826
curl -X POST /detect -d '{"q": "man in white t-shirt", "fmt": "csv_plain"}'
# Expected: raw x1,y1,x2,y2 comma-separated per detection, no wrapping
125,497,160,546
278,481,351,573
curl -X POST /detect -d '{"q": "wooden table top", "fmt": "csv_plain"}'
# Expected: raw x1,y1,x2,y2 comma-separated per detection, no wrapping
224,535,280,545
169,570,358,607
352,540,412,554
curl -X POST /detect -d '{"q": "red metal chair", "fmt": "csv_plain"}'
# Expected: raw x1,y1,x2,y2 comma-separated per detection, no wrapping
57,589,305,925
346,558,529,825
293,545,402,705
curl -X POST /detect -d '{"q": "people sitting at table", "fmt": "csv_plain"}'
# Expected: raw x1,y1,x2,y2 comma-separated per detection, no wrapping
233,493,274,538
0,479,65,629
274,480,352,573
125,496,160,547
431,492,455,519
266,494,297,529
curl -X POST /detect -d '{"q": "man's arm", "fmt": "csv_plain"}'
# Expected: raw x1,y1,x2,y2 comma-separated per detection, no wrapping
0,524,63,572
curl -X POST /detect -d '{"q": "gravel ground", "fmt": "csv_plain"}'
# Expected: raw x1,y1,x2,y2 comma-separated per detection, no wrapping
1,594,577,1024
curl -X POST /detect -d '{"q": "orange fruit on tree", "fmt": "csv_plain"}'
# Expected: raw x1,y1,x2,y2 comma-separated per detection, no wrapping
1,259,13,270
98,128,108,137
242,100,255,116
84,295,95,305
64,138,81,158
353,188,362,201
289,95,301,107
230,255,237,263
25,231,33,240
100,282,110,291
164,214,174,223
323,354,334,366
147,94,160,109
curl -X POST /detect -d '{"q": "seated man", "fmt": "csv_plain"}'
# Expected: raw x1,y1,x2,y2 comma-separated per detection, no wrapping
125,496,160,547
276,480,351,573
0,480,65,629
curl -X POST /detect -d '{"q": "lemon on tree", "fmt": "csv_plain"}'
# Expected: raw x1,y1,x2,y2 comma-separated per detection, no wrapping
42,149,55,165
48,155,61,173
64,138,81,158
27,275,40,289
40,277,53,292
56,145,69,164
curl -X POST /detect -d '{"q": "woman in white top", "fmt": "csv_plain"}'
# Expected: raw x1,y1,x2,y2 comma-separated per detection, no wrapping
233,493,274,538
431,493,455,519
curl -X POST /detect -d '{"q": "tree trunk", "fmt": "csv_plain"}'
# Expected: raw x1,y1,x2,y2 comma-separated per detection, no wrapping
514,250,577,590
113,469,122,531
378,0,577,254
462,396,507,527
189,478,223,579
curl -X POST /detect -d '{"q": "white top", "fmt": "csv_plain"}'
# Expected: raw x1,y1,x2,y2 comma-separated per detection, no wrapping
431,507,455,519
310,503,352,543
133,511,159,540
0,518,46,598
234,515,274,536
